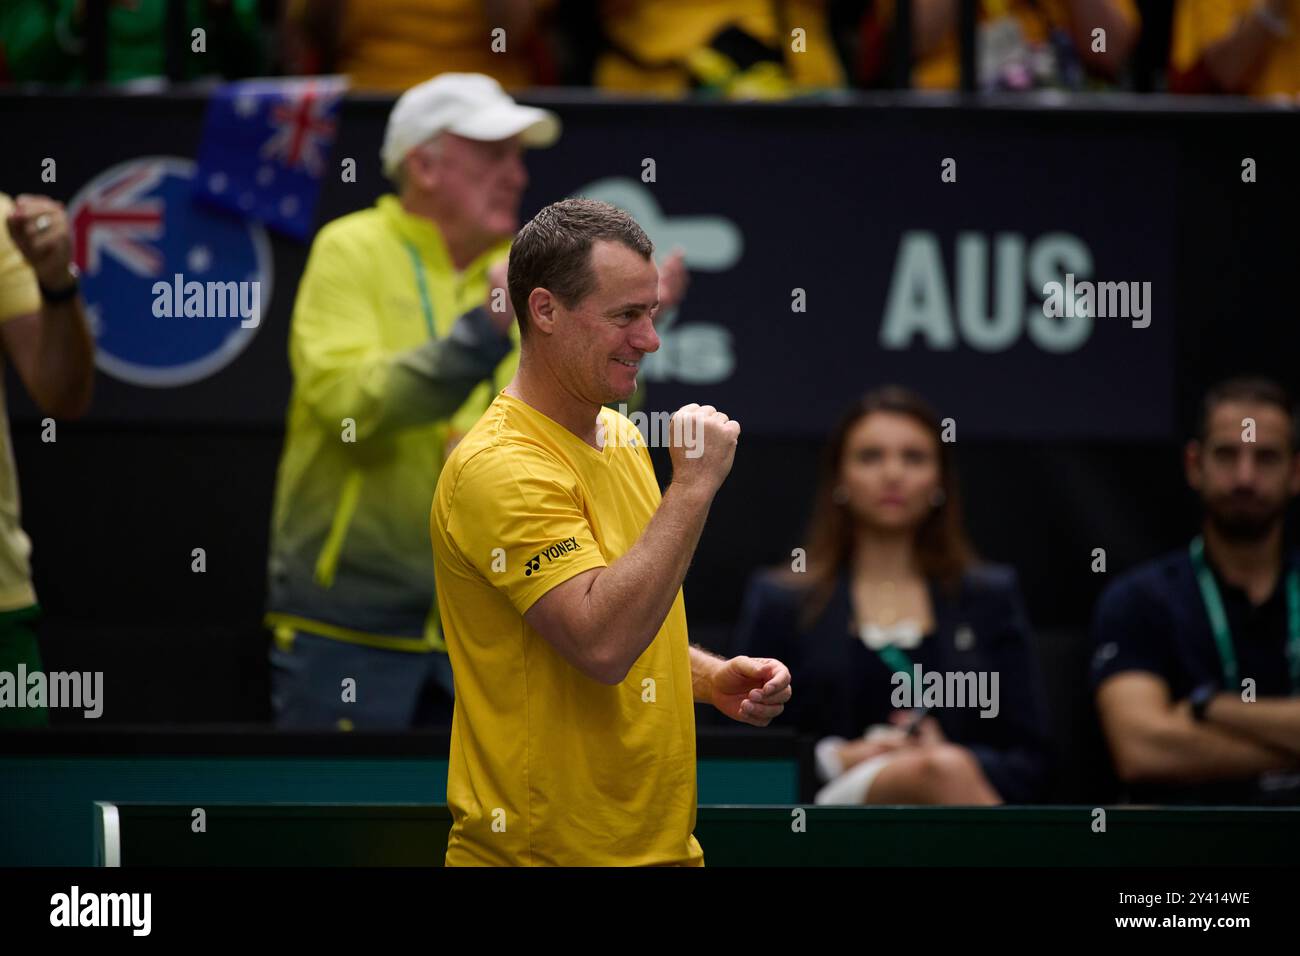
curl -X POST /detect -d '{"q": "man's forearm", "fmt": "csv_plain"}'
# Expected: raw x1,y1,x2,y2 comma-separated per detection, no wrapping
385,307,512,424
580,482,713,679
34,296,94,418
1122,711,1297,783
690,644,725,702
305,306,510,442
1207,696,1300,758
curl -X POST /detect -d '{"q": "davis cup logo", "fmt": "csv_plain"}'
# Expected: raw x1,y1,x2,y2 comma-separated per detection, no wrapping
68,156,273,387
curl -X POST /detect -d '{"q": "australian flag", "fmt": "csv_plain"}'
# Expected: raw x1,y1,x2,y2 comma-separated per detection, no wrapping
194,76,347,241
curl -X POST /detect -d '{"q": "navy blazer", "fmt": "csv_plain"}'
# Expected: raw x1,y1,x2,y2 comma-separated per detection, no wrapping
733,563,1051,803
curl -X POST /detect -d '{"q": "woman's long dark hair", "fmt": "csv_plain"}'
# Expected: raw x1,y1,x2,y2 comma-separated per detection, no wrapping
779,385,977,629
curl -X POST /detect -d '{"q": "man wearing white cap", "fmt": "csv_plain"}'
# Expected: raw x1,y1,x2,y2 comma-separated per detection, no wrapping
265,74,562,729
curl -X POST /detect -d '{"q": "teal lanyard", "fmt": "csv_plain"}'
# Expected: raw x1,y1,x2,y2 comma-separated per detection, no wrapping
401,240,436,338
1188,535,1300,693
875,644,914,683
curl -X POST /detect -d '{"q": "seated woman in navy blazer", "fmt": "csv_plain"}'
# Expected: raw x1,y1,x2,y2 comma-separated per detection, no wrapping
734,386,1050,804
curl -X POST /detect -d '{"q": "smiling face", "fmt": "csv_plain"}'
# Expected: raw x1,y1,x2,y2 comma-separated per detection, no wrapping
543,240,661,405
838,411,943,533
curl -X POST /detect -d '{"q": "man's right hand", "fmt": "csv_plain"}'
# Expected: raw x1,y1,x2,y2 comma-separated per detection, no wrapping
667,403,740,498
485,259,515,337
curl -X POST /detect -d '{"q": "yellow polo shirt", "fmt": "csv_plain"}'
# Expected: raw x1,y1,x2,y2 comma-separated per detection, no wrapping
432,391,703,866
0,194,40,612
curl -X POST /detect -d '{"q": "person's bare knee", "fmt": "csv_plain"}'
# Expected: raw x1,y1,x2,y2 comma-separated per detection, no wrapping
863,749,934,804
867,744,1001,805
918,744,1001,804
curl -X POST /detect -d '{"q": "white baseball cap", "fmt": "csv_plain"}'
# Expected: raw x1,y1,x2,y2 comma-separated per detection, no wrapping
380,73,561,178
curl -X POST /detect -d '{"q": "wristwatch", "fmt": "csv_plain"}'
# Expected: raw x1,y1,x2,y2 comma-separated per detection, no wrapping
39,263,81,304
1189,682,1219,723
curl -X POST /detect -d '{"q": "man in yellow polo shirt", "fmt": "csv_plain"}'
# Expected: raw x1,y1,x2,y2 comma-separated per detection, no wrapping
431,198,793,866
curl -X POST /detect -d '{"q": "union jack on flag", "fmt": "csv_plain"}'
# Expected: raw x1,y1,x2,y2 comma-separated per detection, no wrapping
194,76,348,240
67,155,272,388
71,162,166,277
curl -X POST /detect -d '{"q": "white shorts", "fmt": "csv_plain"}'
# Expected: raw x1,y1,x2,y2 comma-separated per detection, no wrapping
814,752,901,805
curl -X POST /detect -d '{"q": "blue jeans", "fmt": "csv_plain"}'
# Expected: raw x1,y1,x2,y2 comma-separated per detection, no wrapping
270,630,454,730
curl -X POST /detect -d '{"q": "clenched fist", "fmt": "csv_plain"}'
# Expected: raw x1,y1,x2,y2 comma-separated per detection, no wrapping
6,194,75,292
667,403,740,498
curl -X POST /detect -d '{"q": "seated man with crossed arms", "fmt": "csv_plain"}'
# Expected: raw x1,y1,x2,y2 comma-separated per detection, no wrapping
1092,377,1300,804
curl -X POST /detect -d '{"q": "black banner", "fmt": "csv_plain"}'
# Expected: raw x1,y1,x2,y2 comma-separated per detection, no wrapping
3,92,1292,439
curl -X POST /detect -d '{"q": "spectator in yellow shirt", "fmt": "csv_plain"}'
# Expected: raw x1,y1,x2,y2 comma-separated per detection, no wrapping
266,74,560,729
1170,0,1299,98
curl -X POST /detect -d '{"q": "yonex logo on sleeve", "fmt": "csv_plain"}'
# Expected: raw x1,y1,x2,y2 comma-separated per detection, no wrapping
522,537,582,576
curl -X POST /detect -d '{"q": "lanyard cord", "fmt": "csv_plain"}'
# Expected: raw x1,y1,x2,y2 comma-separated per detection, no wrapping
875,644,914,682
401,240,436,338
1188,535,1300,693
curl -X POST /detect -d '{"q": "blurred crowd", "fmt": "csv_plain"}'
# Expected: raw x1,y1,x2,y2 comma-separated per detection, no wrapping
0,0,1296,100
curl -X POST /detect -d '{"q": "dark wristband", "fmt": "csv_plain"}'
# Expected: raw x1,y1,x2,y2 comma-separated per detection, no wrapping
39,265,80,304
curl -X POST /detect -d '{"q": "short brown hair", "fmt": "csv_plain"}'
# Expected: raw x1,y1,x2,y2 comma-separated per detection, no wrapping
1199,376,1297,450
507,198,653,337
